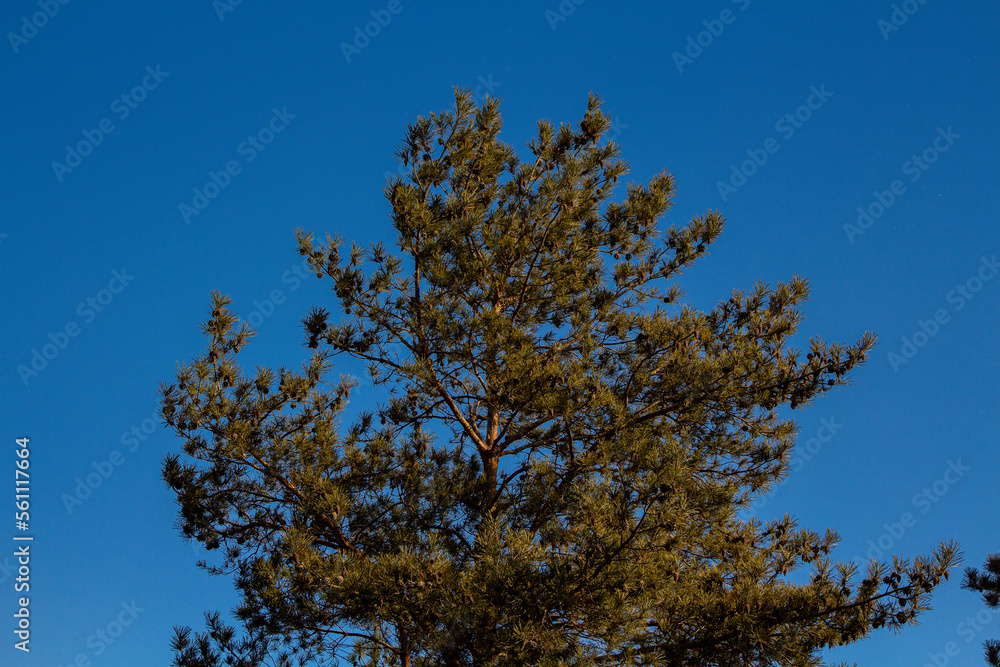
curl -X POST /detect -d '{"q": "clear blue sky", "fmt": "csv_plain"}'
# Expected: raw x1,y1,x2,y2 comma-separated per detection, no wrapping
2,1,998,664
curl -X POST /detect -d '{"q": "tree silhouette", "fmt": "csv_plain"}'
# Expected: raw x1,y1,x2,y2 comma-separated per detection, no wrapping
160,89,958,666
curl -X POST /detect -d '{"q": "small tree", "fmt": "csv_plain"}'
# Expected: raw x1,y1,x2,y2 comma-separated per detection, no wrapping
964,554,1000,665
160,89,958,666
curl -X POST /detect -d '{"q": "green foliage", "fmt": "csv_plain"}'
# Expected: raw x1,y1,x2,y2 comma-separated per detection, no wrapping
963,553,1000,665
160,89,959,666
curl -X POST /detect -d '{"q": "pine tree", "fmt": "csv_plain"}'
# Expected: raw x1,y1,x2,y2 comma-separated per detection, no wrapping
963,554,1000,665
160,89,958,667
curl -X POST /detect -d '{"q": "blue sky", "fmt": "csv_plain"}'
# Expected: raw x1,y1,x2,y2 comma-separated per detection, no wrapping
2,1,998,664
